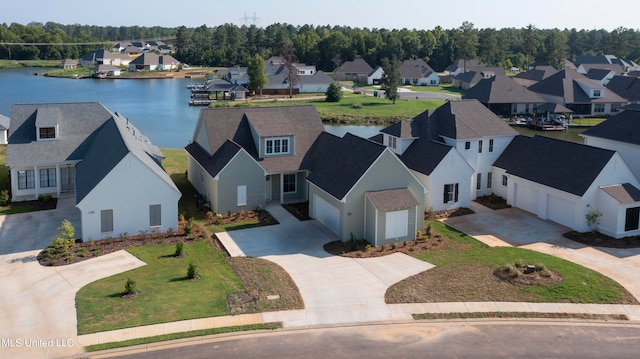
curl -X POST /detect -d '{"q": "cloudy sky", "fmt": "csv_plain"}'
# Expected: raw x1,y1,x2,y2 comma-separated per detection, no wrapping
2,0,638,32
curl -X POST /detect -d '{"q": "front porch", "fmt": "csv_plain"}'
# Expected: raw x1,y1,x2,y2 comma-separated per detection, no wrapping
265,171,308,205
10,163,77,202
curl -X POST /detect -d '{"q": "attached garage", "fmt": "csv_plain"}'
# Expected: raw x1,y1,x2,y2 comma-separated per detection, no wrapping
546,194,577,228
514,183,539,214
313,194,340,235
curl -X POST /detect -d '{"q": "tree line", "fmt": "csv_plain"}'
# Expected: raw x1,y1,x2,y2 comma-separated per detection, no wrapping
2,21,639,71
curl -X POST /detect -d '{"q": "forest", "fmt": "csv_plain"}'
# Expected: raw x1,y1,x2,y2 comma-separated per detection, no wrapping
1,21,639,72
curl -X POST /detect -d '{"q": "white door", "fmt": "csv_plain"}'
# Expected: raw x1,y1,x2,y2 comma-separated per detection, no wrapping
313,194,340,235
385,210,408,239
547,194,576,228
514,183,539,214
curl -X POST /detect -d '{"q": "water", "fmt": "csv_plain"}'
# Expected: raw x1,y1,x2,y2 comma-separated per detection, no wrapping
0,68,384,148
513,125,586,143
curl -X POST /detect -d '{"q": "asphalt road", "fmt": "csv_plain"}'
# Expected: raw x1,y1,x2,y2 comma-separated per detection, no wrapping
99,322,640,359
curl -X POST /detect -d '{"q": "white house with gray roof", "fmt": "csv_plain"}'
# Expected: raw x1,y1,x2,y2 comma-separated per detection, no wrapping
0,114,9,145
7,102,180,240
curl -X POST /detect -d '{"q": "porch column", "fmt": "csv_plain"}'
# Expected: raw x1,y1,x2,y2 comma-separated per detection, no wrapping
280,173,284,204
55,164,61,197
33,165,39,200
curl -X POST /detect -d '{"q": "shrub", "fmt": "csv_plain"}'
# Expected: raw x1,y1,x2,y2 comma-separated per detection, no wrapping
585,206,603,233
391,243,396,250
77,247,87,258
206,211,215,222
184,218,193,235
325,83,343,102
187,263,199,279
178,213,186,222
426,223,432,239
514,259,524,268
350,103,363,109
39,194,53,202
50,219,76,252
174,241,184,257
124,278,137,295
0,190,9,206
365,244,371,252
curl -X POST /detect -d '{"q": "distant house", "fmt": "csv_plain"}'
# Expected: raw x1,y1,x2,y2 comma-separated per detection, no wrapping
583,68,617,86
444,59,485,76
128,53,180,71
575,55,639,73
6,102,180,240
0,114,9,145
226,61,329,93
367,66,384,86
399,59,439,86
528,69,628,116
512,66,558,88
605,75,640,103
462,75,546,117
452,67,505,89
493,135,640,238
94,64,121,77
60,59,77,69
332,58,373,82
79,50,131,67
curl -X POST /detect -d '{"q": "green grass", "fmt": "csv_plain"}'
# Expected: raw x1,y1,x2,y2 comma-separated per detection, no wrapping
413,221,633,304
0,59,61,69
401,84,463,95
42,66,95,78
84,323,281,352
215,96,444,124
75,240,244,334
571,117,606,126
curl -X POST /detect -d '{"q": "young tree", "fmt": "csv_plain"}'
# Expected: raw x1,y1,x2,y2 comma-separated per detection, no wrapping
281,42,300,98
247,54,268,96
325,82,342,102
381,56,400,104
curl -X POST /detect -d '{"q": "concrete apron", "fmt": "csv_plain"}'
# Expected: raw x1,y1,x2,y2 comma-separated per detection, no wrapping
443,203,640,302
219,218,433,327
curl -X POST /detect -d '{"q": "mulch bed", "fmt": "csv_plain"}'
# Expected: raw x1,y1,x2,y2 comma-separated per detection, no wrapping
282,202,310,221
425,207,474,220
564,231,640,248
493,265,563,286
474,194,511,210
205,209,279,227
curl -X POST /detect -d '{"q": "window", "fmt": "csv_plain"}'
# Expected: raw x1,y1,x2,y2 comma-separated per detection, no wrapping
478,140,483,153
593,89,601,97
625,207,640,231
265,137,290,155
477,173,482,190
443,183,459,203
101,209,113,233
525,104,530,113
149,204,161,227
465,141,471,150
389,136,397,149
237,185,247,206
594,103,605,113
39,168,57,188
17,170,35,189
38,127,56,139
489,139,494,152
283,174,296,193
487,172,492,189
612,103,622,113
502,175,508,186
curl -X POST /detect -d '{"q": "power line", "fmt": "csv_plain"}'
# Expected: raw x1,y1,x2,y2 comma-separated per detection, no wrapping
0,36,176,46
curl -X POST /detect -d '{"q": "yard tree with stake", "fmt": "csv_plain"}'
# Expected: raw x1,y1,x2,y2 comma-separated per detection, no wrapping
248,54,268,96
381,56,400,104
325,82,342,102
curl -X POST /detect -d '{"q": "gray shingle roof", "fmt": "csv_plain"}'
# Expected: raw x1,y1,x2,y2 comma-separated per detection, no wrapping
493,135,615,196
194,105,324,174
399,139,453,176
432,99,519,140
400,59,436,78
380,119,419,138
129,53,179,66
366,188,419,211
581,108,640,145
0,114,9,130
462,75,546,104
303,132,386,200
600,183,640,204
7,102,116,165
528,69,627,104
514,66,558,81
333,58,373,74
606,75,640,102
185,140,242,178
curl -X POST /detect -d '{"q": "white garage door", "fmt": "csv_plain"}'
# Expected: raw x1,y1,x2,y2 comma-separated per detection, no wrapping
385,210,408,239
313,194,340,235
514,183,539,214
547,194,576,228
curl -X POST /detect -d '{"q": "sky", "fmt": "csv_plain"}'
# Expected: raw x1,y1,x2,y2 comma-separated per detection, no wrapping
2,0,639,32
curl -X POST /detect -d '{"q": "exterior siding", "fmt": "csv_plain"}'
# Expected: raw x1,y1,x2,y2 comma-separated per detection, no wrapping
422,149,474,212
216,151,266,213
583,136,640,181
77,154,180,240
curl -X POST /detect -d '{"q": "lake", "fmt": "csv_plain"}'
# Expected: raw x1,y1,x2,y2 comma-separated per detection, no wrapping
0,68,385,148
0,68,588,148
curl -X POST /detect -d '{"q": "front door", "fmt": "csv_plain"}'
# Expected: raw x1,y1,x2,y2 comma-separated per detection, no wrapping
266,175,272,201
60,166,75,192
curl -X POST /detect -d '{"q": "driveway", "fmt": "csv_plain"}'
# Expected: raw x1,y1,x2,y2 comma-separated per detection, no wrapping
443,203,640,301
217,204,433,327
0,196,146,359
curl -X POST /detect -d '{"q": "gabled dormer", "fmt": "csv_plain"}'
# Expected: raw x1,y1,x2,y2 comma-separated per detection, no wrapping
35,107,60,141
261,136,294,157
380,119,419,155
575,78,605,99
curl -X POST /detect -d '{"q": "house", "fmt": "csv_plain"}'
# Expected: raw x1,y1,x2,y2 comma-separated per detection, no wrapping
581,106,640,180
332,58,373,82
303,132,426,245
575,55,639,73
375,117,474,212
6,102,180,240
367,66,384,86
185,105,325,213
444,59,485,76
606,75,640,103
0,114,9,145
94,64,121,77
128,53,180,71
227,62,330,93
60,59,77,69
528,68,627,116
493,135,640,238
399,59,439,86
462,75,546,117
79,49,131,67
452,68,505,89
512,66,558,88
583,68,617,86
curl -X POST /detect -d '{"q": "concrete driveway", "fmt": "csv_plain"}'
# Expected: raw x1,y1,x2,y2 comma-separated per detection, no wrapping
0,196,146,359
217,204,433,327
443,203,640,301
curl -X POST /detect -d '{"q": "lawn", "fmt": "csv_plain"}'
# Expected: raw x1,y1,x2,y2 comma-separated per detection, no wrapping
214,95,444,124
76,240,243,334
401,84,464,95
386,221,638,305
0,59,60,69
